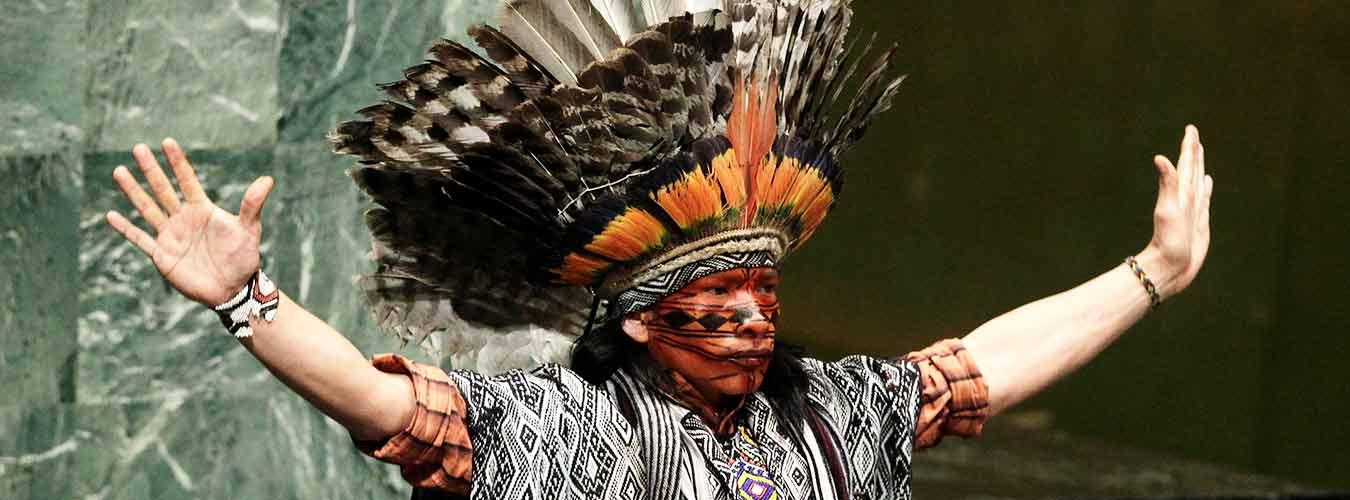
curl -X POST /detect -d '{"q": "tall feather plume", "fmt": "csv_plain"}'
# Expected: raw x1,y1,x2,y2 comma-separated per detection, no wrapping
823,45,905,161
358,202,590,346
728,1,764,76
814,31,871,130
332,0,906,365
499,0,602,84
469,25,560,99
777,0,850,139
333,0,740,351
342,163,589,353
692,10,736,133
553,0,626,57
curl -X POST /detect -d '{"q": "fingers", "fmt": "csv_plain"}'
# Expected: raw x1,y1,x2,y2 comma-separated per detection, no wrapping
238,176,275,227
162,138,209,203
1176,126,1197,201
1189,125,1204,200
132,143,182,215
111,165,168,231
105,210,159,257
1200,174,1213,235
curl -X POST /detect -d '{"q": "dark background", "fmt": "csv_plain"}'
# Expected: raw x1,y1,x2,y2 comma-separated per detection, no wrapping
781,0,1349,490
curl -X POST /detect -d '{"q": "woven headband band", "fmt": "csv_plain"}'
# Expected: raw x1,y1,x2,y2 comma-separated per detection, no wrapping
603,250,779,323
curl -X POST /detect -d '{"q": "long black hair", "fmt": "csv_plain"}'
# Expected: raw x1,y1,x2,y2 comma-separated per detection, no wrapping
570,319,812,425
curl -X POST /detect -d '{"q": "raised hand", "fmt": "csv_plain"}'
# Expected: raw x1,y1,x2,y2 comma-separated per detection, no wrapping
1143,125,1213,299
105,138,276,308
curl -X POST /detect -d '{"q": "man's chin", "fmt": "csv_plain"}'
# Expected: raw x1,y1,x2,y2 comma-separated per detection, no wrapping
713,371,765,396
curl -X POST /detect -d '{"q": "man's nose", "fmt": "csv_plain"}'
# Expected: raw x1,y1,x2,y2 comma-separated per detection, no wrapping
730,304,774,337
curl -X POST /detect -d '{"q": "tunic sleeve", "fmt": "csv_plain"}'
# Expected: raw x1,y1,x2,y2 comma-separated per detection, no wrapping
803,345,989,495
353,355,644,498
801,355,924,493
902,338,990,450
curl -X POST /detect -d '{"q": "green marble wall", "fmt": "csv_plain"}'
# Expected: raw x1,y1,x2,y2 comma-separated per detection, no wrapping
2,1,495,498
1,1,1346,498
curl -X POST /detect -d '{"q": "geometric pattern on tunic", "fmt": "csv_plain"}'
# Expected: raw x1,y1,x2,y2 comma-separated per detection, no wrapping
445,365,644,499
435,356,920,500
801,356,923,500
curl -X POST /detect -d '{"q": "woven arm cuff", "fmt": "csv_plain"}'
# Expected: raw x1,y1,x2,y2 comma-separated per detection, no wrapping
354,354,473,494
902,338,991,450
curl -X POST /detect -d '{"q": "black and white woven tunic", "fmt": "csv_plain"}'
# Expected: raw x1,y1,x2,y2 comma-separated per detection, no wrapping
434,355,923,500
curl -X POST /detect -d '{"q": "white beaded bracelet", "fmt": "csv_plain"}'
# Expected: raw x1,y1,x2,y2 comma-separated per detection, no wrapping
212,269,279,338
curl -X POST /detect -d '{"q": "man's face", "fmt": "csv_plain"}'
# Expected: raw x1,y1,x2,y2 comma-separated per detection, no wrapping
628,267,780,404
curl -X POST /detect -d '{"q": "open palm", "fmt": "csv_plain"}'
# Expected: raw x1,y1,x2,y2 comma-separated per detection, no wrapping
1144,125,1213,298
105,138,275,307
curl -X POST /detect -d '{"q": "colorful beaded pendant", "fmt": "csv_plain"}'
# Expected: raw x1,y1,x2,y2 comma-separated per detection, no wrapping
729,426,781,500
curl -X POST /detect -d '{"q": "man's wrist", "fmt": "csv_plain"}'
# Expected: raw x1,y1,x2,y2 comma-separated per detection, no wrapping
1131,247,1180,301
212,268,280,338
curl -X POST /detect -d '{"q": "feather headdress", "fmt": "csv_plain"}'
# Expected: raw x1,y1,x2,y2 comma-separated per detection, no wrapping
331,0,905,370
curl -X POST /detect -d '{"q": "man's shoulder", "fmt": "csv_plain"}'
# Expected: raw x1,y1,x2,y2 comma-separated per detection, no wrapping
799,355,922,408
446,362,613,402
800,354,920,380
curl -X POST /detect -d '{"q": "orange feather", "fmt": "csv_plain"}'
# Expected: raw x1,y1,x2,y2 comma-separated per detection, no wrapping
586,208,668,261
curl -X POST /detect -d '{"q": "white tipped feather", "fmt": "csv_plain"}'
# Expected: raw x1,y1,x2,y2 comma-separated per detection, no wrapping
684,0,724,15
499,0,637,85
589,0,645,42
553,0,625,58
639,0,686,25
500,1,590,84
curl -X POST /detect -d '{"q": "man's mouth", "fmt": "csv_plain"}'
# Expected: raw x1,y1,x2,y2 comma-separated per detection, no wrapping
727,350,772,368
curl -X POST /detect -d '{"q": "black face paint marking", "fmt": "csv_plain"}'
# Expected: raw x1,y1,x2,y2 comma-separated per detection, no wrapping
651,303,778,328
728,305,758,324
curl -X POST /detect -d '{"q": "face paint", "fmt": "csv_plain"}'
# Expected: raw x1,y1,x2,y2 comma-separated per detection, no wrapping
640,267,780,424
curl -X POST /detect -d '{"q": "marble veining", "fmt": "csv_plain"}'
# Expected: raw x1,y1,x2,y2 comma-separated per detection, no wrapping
0,0,85,154
277,0,496,143
83,0,280,152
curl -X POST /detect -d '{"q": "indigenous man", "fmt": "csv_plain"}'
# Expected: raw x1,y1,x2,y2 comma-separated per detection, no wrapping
103,1,1213,499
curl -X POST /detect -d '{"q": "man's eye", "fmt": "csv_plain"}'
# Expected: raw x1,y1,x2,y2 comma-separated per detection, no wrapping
710,287,729,295
758,285,776,293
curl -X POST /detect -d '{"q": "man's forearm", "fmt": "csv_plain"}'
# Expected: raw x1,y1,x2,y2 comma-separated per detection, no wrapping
961,248,1174,415
237,289,415,441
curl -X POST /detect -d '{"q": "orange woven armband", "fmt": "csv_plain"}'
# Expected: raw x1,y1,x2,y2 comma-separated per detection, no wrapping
354,354,473,494
902,338,990,450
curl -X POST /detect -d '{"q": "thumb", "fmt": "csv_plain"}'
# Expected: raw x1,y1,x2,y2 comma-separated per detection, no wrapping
238,176,274,227
1152,155,1177,207
1153,155,1176,187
